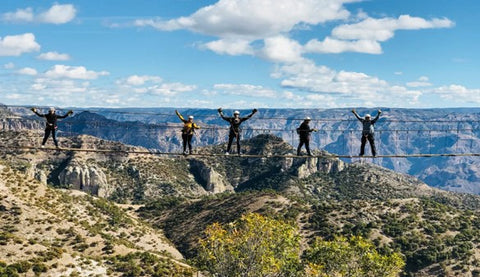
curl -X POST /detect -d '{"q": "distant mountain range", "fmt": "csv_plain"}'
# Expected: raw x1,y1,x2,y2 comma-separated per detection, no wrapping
3,105,480,194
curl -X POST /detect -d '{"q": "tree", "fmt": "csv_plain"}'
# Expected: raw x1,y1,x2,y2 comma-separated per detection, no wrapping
303,235,405,277
196,213,302,277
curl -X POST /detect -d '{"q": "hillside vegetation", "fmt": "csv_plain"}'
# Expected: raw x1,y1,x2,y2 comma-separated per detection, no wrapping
1,128,480,276
0,161,191,276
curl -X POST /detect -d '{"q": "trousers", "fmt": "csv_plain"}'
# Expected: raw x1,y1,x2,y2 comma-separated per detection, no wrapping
227,130,241,154
42,128,58,146
360,133,376,156
182,133,193,153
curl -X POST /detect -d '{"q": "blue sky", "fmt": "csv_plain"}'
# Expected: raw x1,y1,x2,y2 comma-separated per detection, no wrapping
0,0,479,109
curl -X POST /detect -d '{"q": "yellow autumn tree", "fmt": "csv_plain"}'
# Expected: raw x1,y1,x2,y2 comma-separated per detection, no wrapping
196,213,302,277
304,235,405,277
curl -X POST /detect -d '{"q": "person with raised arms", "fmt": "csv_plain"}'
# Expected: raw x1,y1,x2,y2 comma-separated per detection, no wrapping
31,107,73,148
352,109,382,157
175,110,200,155
218,108,257,155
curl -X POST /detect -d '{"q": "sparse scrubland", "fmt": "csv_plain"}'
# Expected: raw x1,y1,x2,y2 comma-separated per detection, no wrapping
1,130,480,276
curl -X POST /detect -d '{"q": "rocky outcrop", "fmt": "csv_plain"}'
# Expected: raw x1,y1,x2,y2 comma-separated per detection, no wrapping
189,159,234,193
35,170,48,185
296,156,345,179
58,163,110,197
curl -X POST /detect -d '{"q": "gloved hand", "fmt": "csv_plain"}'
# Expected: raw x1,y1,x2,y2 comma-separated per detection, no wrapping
312,128,318,132
252,108,258,113
217,107,223,113
68,110,74,115
31,107,36,112
351,109,355,113
378,109,382,114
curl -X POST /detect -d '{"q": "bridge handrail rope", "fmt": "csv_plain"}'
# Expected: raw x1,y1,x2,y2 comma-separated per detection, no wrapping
2,116,480,133
1,105,479,159
1,144,480,159
4,104,480,123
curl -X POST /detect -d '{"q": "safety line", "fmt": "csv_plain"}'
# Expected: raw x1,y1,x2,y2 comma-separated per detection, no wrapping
3,116,480,133
1,145,479,159
4,104,480,123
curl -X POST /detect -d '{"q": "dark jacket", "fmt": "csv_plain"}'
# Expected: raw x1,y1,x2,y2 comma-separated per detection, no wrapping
34,111,71,129
219,111,255,133
297,121,315,139
353,112,380,135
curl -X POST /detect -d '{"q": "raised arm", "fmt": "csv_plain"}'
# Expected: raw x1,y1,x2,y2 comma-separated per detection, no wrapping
175,110,186,123
351,109,362,121
31,108,44,118
372,109,382,123
241,108,258,122
217,108,229,121
56,110,73,119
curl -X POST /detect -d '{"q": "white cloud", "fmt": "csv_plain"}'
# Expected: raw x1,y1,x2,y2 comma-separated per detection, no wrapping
2,7,34,22
304,37,381,54
132,1,455,59
2,4,76,24
213,83,277,98
44,65,109,80
406,76,432,87
148,82,197,96
38,4,76,24
32,78,89,94
203,39,254,55
272,59,422,106
432,85,480,104
407,81,432,88
17,67,38,76
3,62,15,69
258,36,304,62
332,15,453,42
135,0,357,39
282,91,304,102
123,75,163,86
37,51,71,61
117,75,196,96
0,33,40,56
5,93,23,100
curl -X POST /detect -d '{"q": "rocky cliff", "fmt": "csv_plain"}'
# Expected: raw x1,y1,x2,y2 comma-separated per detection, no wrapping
0,130,351,202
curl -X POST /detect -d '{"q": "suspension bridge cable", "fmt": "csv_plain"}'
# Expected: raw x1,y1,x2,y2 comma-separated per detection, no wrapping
4,104,480,123
1,144,480,159
2,115,480,133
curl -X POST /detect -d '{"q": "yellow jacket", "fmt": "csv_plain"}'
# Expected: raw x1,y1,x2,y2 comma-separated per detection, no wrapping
176,110,200,135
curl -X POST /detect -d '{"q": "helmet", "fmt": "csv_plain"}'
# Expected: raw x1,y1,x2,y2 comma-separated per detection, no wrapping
364,114,371,119
49,107,56,112
233,110,240,115
188,115,194,119
305,117,311,121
